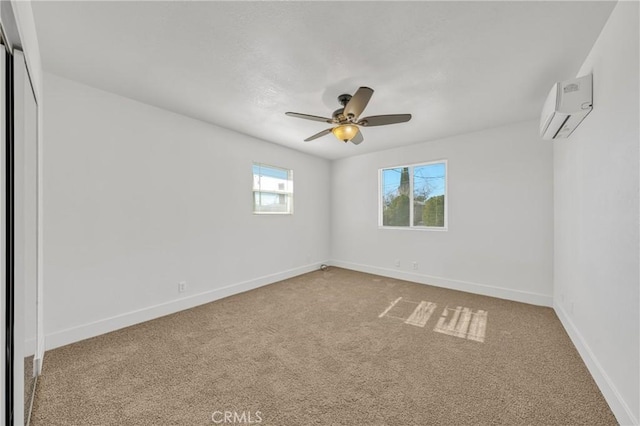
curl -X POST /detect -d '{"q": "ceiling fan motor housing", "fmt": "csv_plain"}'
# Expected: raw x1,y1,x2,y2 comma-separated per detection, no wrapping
338,94,352,106
338,94,357,121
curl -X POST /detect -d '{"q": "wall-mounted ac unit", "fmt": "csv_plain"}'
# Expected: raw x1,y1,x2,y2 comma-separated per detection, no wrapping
539,74,593,140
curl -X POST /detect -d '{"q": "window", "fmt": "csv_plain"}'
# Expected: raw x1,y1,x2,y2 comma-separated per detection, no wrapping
380,161,447,229
252,163,293,214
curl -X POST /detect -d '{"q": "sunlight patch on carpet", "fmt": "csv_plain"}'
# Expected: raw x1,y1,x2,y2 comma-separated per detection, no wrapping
379,298,487,342
433,306,487,342
404,301,438,327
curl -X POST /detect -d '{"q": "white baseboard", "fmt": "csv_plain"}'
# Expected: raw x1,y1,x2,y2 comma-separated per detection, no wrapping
44,262,327,351
554,302,638,426
329,260,553,307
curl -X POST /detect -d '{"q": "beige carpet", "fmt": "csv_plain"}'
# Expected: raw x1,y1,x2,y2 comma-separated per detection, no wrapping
32,268,616,425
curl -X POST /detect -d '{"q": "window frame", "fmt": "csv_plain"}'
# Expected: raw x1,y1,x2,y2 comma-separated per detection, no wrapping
378,159,448,231
252,162,294,215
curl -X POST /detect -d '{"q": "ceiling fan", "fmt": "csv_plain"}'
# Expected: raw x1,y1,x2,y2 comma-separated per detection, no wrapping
285,87,412,145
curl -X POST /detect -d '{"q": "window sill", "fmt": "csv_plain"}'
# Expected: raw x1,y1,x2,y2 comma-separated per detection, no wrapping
378,226,448,232
253,212,293,215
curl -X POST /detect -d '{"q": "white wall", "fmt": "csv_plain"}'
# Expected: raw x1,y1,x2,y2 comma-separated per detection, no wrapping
553,2,639,424
43,73,331,349
330,120,554,306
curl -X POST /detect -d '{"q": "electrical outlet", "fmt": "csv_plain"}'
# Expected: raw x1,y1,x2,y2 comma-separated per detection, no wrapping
395,259,400,268
178,281,187,293
412,261,418,270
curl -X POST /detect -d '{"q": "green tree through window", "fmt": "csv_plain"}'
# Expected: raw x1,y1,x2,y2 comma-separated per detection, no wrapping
422,195,445,227
383,194,410,226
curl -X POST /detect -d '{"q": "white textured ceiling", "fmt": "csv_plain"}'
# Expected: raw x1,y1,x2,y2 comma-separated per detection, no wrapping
33,1,615,160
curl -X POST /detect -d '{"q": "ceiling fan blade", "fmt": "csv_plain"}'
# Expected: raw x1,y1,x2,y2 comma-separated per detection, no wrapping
304,128,333,142
358,114,412,127
350,131,364,145
344,87,374,119
285,112,333,123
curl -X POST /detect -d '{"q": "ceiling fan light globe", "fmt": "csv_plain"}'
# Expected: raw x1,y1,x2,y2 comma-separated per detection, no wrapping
332,124,359,142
